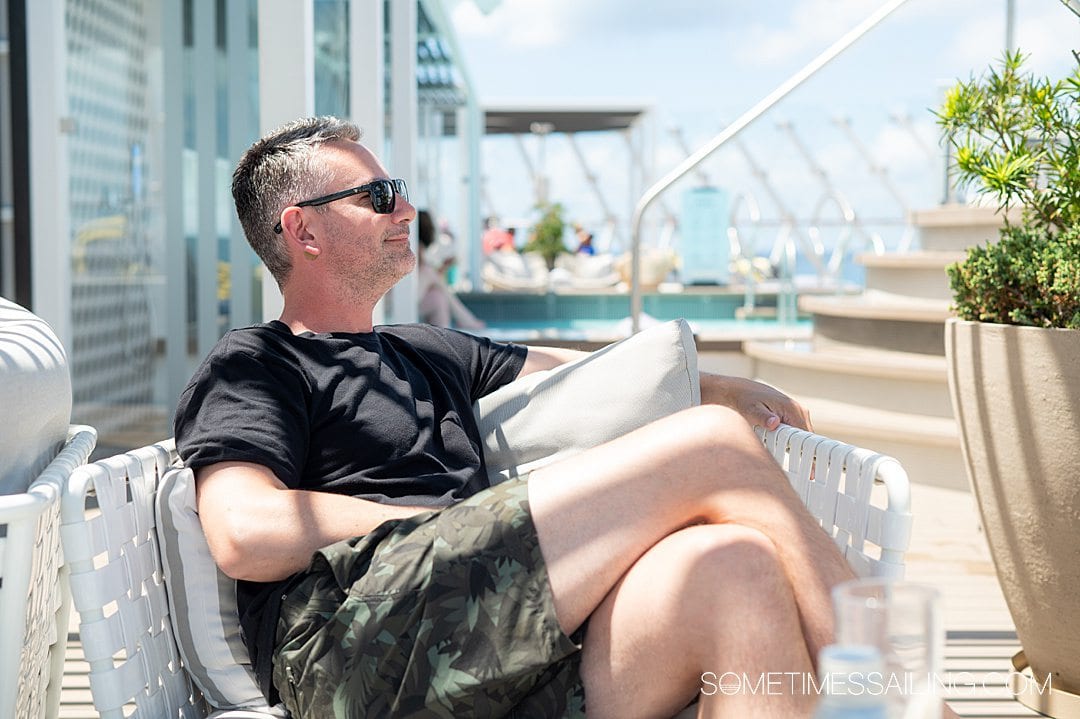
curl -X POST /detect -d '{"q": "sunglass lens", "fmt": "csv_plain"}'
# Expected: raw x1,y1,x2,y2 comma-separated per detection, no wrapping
368,181,391,214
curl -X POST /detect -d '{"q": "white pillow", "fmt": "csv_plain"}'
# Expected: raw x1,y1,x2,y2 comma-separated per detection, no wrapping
0,297,72,494
155,467,286,717
476,318,700,483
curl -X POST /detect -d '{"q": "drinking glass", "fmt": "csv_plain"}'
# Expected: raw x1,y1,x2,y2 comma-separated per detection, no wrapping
832,578,944,719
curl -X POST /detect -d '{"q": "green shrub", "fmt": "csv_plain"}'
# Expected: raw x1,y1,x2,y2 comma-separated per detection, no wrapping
938,13,1080,330
937,50,1080,233
524,203,568,269
947,224,1080,329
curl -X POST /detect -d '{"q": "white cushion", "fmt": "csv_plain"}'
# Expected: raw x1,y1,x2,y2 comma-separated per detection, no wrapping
155,467,285,716
0,298,72,494
476,318,701,483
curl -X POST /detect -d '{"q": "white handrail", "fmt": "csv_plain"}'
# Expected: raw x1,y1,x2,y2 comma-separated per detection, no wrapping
628,0,913,332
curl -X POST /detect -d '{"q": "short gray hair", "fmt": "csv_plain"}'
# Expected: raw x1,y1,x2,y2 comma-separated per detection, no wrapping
231,116,361,287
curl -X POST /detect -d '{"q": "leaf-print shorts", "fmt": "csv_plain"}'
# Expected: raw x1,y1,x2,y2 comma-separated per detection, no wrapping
272,477,586,718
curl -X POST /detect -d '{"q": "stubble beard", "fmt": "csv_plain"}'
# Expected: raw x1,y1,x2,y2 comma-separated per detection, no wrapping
335,237,416,307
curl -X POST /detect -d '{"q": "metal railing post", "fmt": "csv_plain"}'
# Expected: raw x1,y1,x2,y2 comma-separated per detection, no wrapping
628,0,912,333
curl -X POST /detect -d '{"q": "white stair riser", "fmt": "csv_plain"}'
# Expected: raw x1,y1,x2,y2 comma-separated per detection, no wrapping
800,422,968,493
864,266,954,302
814,316,946,356
918,224,1000,252
911,205,1011,252
753,360,953,418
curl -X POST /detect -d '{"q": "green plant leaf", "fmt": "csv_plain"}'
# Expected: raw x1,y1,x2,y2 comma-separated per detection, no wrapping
937,46,1080,235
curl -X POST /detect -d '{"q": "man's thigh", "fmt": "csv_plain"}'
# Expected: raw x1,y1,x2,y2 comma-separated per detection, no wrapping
272,478,586,719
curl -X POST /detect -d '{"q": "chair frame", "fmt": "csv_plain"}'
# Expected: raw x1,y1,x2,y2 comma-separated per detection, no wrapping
758,424,911,578
0,426,96,719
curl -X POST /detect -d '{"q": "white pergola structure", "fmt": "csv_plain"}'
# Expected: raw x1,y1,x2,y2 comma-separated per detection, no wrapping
462,102,654,278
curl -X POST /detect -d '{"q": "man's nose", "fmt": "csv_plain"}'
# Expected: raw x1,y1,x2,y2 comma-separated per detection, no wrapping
394,195,417,223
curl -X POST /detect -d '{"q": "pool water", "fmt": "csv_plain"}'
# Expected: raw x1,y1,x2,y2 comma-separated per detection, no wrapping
458,290,812,343
477,316,812,344
459,290,759,325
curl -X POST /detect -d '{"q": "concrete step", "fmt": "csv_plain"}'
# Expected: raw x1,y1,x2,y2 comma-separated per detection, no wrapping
910,204,1011,251
800,290,952,322
857,250,966,301
777,393,968,492
745,340,953,418
800,290,952,355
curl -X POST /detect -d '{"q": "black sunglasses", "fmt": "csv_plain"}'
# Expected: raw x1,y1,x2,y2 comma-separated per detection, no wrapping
273,178,409,233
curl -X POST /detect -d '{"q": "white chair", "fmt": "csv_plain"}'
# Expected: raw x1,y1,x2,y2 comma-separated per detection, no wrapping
549,253,621,290
57,321,915,715
58,424,912,718
0,426,97,719
481,251,550,292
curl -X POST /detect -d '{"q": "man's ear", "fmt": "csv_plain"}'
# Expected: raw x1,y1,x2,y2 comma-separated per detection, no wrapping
280,207,318,253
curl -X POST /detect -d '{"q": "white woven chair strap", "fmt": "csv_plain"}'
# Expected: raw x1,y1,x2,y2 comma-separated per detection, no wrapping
61,440,192,719
867,504,913,551
761,424,913,578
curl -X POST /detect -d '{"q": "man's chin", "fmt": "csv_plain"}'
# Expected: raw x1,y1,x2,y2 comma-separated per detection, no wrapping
388,253,417,284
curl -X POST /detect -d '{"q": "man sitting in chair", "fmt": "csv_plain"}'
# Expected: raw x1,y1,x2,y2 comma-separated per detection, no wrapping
176,116,870,719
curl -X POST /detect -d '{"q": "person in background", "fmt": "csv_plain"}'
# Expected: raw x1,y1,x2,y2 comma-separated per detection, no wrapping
437,219,461,284
574,225,596,256
417,209,486,330
482,215,515,254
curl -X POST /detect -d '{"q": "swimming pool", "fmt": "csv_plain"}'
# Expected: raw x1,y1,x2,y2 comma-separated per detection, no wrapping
477,317,812,345
458,290,812,345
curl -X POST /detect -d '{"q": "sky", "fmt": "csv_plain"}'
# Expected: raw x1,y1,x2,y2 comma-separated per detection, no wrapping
439,0,1079,257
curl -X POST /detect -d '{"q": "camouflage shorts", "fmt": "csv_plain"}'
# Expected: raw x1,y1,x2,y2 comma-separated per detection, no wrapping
272,477,586,718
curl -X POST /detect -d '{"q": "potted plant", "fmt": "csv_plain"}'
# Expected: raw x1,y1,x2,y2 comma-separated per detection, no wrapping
524,202,569,270
937,27,1080,712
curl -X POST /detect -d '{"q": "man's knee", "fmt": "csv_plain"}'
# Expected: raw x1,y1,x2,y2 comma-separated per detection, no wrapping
668,404,760,455
666,524,784,588
640,526,795,647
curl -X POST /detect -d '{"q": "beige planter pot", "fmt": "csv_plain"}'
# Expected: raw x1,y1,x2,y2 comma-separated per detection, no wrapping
946,319,1080,701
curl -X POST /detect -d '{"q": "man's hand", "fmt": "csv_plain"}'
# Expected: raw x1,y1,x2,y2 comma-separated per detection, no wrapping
700,373,812,432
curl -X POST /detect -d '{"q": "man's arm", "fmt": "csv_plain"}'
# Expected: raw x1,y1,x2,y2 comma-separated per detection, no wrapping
518,345,590,377
195,461,429,582
520,345,811,431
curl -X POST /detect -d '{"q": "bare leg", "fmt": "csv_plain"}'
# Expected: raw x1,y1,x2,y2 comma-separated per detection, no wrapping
580,524,815,719
527,405,854,665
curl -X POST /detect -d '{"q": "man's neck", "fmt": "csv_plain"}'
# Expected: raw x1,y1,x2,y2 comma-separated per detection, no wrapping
278,295,378,335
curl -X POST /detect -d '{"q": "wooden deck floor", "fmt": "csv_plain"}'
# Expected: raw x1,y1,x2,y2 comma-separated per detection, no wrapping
57,482,1042,718
900,483,1040,718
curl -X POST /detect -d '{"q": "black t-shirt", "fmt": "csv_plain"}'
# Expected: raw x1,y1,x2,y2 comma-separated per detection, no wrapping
173,321,527,691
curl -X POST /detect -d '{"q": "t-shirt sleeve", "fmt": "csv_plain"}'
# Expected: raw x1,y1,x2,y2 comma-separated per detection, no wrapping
396,325,526,402
463,332,527,400
173,332,310,488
